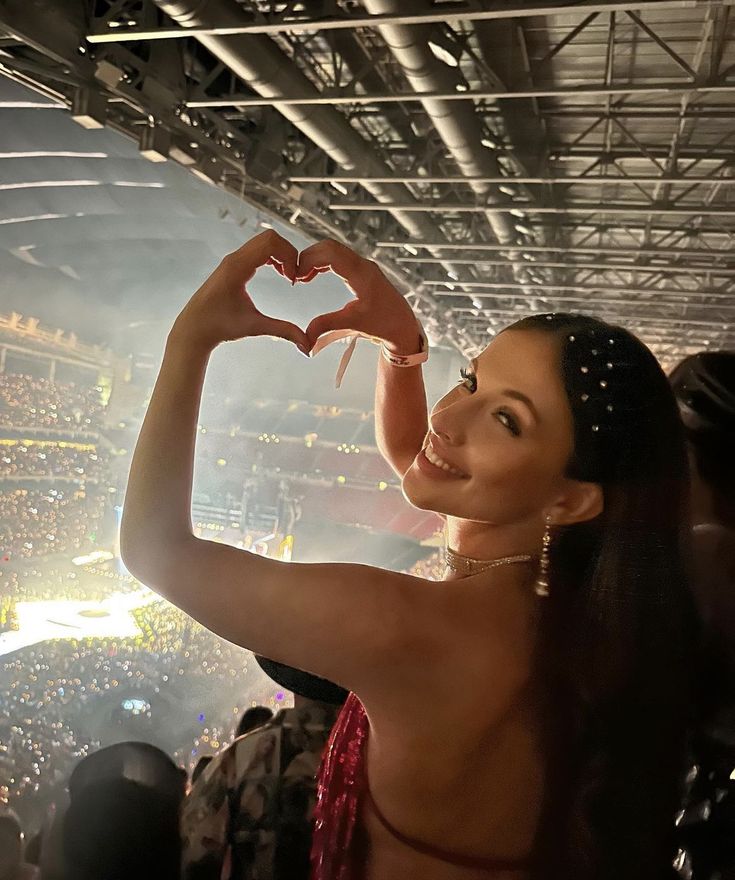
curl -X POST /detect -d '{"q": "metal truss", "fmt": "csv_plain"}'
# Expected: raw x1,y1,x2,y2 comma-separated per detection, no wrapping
0,0,734,365
84,1,734,42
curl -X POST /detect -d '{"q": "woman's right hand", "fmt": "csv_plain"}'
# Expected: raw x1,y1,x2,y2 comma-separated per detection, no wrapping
296,239,423,355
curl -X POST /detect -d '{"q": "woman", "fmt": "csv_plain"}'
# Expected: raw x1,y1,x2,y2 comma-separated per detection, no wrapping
121,231,695,880
670,352,735,879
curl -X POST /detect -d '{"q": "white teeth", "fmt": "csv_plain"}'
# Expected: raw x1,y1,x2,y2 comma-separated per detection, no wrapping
424,444,464,477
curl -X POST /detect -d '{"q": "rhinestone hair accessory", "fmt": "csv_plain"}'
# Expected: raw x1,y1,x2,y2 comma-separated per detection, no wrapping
519,313,662,484
566,325,622,434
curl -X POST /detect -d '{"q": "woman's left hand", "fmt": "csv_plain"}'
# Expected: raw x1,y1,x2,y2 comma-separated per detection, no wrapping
171,230,309,353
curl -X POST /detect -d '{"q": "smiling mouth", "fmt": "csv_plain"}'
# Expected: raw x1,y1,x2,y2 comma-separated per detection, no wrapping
422,442,469,478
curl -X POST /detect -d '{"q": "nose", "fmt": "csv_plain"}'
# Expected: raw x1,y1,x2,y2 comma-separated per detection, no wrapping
429,394,465,447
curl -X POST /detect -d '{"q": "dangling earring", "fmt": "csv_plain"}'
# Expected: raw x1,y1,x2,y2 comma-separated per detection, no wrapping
535,514,553,598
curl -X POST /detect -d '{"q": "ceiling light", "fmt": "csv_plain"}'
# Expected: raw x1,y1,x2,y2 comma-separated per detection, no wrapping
170,146,196,166
472,297,483,309
481,136,499,150
139,125,170,163
455,82,469,92
427,25,462,68
330,180,348,196
515,223,533,236
428,40,460,68
510,208,525,218
498,185,515,196
70,88,107,130
403,244,419,255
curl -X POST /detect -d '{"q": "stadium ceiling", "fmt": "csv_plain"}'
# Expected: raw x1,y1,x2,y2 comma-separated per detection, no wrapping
1,0,734,362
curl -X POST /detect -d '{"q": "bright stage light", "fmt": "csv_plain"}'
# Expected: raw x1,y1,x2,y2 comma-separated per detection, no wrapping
72,550,114,566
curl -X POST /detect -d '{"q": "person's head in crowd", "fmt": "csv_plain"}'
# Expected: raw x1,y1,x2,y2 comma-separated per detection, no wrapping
670,351,735,528
235,705,273,738
191,755,213,785
68,741,186,805
0,811,24,880
23,832,42,867
63,779,180,880
38,742,186,880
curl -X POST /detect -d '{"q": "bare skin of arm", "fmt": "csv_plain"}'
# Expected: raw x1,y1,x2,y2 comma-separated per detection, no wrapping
120,232,489,714
299,239,429,478
375,349,429,478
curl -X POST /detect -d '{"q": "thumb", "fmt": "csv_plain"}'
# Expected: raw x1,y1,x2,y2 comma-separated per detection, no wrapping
258,316,310,353
305,306,359,349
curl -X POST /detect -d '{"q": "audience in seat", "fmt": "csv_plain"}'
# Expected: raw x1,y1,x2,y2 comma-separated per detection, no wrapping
235,706,274,739
181,659,346,880
670,352,735,879
0,811,39,880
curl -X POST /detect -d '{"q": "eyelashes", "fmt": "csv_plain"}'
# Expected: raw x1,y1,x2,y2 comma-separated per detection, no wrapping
496,410,521,437
457,367,521,437
458,366,477,392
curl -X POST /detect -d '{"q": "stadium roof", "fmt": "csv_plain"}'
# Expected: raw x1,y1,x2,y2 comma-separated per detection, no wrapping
1,0,735,364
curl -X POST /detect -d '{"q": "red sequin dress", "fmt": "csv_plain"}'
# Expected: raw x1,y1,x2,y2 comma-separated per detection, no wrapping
310,693,368,880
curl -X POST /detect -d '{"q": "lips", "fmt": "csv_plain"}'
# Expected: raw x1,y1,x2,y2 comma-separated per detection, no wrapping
422,438,469,478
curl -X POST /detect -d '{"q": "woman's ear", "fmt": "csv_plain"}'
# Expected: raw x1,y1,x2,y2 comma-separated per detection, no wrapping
551,480,604,526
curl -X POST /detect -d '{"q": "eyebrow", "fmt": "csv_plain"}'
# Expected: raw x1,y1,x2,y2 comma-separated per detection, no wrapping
470,358,540,424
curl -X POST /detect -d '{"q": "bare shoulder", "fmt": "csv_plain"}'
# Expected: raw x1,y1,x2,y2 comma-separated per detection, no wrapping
363,568,540,726
130,536,538,725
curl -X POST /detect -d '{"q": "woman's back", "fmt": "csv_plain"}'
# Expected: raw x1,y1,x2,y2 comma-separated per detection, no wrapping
312,565,547,880
361,696,545,880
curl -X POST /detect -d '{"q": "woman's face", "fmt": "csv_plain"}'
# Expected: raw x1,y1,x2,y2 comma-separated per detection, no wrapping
402,329,577,525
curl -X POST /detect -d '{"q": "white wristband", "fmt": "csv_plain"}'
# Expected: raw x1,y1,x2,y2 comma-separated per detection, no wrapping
380,332,429,367
311,324,429,388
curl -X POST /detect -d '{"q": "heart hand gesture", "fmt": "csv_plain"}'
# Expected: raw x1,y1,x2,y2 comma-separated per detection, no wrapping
172,230,309,353
297,239,423,356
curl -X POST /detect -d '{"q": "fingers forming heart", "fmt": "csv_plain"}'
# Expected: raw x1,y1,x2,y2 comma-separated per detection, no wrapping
255,235,371,357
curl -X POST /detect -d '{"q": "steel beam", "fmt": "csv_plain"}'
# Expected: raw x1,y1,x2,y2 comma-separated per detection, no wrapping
462,310,734,332
459,307,735,329
422,279,735,303
291,174,735,185
185,82,735,109
395,256,735,277
455,307,732,330
376,241,735,261
329,202,735,217
86,1,720,43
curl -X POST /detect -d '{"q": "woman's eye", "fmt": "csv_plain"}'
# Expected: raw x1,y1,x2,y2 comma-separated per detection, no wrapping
458,367,477,392
496,410,521,437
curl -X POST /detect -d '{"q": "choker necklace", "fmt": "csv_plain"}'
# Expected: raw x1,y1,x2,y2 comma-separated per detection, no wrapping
444,546,534,577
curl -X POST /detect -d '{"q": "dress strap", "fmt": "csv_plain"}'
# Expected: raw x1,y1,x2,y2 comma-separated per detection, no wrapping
363,784,533,873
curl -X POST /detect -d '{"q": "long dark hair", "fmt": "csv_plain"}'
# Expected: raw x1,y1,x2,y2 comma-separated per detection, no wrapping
508,314,697,880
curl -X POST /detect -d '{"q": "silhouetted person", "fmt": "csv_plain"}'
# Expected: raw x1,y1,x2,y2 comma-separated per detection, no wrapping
191,755,214,786
0,811,39,880
235,705,273,739
63,778,181,880
181,659,346,880
40,742,185,880
671,351,735,879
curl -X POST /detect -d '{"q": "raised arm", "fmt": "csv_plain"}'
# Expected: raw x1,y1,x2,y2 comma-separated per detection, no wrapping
120,232,455,704
375,341,430,478
299,240,429,477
